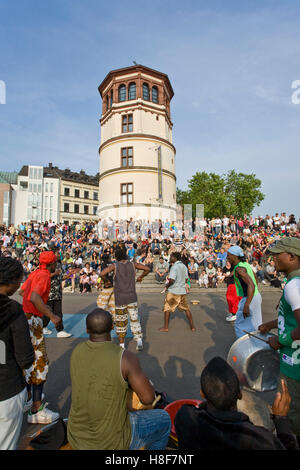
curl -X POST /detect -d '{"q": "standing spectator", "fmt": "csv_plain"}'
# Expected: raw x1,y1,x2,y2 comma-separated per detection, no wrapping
0,257,34,450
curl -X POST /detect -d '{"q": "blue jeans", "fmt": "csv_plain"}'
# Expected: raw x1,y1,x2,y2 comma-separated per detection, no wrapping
129,409,171,450
234,294,262,339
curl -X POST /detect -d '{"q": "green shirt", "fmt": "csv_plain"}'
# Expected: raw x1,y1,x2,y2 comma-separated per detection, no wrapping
233,261,259,297
278,272,300,381
67,341,131,450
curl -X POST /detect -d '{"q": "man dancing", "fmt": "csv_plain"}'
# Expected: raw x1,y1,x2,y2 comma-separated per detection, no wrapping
159,252,196,333
20,251,61,423
99,247,150,350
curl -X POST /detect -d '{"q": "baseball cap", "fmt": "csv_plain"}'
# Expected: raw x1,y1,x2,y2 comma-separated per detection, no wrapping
228,246,244,257
268,237,300,256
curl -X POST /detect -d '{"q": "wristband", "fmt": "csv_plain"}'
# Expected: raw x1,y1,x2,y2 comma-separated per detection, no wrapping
278,331,293,347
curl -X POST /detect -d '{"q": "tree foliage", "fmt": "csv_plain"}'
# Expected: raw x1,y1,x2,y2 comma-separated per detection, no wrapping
177,170,264,218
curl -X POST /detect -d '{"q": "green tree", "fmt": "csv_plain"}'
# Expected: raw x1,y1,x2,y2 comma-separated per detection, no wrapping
176,170,264,218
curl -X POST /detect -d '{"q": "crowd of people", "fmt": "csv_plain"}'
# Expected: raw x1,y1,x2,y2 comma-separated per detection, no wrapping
0,212,300,451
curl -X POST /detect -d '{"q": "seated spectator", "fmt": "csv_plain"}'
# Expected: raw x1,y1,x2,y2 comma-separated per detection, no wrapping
215,266,225,287
67,309,171,450
155,257,169,284
263,259,277,283
151,239,161,255
79,273,91,294
198,269,208,288
0,257,34,450
251,260,266,284
188,257,199,280
206,263,217,288
174,357,298,450
217,248,227,268
144,252,154,272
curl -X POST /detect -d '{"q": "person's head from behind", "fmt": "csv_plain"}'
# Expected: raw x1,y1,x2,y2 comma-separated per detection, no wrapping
170,251,181,264
200,357,242,411
115,247,127,261
86,308,113,340
0,257,24,296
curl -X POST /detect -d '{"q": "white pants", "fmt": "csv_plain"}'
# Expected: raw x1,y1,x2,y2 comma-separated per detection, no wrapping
0,387,27,450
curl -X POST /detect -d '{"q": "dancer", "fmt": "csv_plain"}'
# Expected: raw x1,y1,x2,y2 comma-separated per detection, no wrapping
159,252,196,333
20,251,61,424
226,246,262,338
223,260,242,322
99,247,150,350
97,253,116,325
259,237,300,441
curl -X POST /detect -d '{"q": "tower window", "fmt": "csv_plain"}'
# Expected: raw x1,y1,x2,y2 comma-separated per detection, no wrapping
152,86,158,103
142,83,150,101
121,183,133,204
106,95,109,110
110,91,113,108
122,114,133,133
118,84,126,102
121,147,133,167
128,82,136,100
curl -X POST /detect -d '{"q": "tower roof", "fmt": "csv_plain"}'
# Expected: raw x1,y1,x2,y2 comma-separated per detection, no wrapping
98,64,174,99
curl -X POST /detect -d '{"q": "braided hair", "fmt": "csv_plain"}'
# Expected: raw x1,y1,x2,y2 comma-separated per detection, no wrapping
0,257,24,285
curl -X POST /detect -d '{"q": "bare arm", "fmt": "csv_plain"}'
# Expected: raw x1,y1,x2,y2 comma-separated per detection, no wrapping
30,291,59,324
122,350,155,405
235,267,255,317
134,262,150,282
99,264,115,278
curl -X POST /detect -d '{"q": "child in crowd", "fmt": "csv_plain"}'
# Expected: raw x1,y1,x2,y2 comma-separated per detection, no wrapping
198,270,208,288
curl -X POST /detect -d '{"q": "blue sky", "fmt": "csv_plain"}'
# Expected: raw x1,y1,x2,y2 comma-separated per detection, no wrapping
0,0,300,217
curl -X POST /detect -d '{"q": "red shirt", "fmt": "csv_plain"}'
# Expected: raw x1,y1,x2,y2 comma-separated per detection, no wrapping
22,268,51,317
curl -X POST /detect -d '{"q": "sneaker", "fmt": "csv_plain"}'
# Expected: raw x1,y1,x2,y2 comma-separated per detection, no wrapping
23,394,45,413
56,330,72,338
43,328,52,335
226,314,236,322
27,403,60,424
136,339,143,351
262,280,267,285
120,343,125,349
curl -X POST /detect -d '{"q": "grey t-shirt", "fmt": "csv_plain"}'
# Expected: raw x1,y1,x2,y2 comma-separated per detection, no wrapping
168,261,188,295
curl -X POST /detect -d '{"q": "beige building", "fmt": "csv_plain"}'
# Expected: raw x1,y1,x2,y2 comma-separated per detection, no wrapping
98,64,177,222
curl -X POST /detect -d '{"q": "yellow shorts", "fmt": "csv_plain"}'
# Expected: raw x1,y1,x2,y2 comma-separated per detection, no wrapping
163,292,189,313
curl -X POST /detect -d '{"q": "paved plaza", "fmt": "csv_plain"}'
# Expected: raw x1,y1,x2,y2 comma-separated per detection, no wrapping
19,287,282,442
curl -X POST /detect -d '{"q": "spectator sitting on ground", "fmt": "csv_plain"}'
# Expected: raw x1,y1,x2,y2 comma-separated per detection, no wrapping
198,269,208,288
174,357,298,450
155,257,169,284
206,263,217,288
215,266,225,287
188,257,199,281
251,260,266,284
67,308,171,450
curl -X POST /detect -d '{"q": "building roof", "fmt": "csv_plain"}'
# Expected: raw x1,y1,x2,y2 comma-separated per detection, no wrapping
44,164,99,187
0,171,18,184
98,64,174,98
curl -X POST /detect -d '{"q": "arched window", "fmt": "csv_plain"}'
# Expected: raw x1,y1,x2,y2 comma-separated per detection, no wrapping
118,84,126,102
128,82,136,100
142,83,150,101
152,86,158,103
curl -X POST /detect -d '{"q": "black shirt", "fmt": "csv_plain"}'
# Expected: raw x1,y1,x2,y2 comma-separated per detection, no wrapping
174,402,298,450
0,295,34,401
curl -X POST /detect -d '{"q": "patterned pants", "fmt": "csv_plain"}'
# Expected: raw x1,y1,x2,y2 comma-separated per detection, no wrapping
24,313,49,385
115,303,143,340
97,287,116,322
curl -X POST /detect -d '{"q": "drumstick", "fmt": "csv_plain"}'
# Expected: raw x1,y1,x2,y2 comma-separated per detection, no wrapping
243,330,269,344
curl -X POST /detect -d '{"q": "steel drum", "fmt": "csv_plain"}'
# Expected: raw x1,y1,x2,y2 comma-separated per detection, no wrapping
227,331,280,392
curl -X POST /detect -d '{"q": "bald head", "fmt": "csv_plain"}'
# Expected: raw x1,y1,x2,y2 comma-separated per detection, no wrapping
86,308,113,336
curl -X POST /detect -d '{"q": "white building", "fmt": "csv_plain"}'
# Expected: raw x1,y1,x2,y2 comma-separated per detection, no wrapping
13,165,60,225
98,64,177,222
